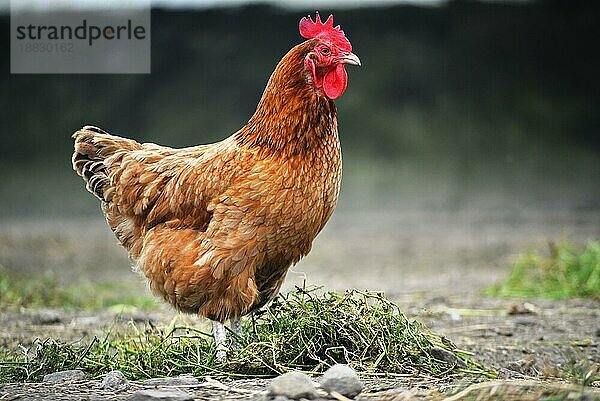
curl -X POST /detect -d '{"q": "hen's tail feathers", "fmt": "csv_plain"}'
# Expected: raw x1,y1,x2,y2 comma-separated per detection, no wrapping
72,126,142,202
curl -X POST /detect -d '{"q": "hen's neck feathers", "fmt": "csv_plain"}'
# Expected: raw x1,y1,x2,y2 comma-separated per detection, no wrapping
236,40,338,158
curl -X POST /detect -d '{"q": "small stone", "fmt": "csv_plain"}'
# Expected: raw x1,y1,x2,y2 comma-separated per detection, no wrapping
248,394,268,401
430,347,467,368
425,296,447,306
380,388,428,400
42,369,85,383
268,372,318,400
143,374,199,386
320,364,363,398
506,355,536,375
128,389,194,401
508,302,540,315
131,312,155,323
73,316,101,326
493,328,513,337
101,370,129,391
272,396,290,401
514,317,537,326
496,368,525,380
567,392,592,401
32,310,63,325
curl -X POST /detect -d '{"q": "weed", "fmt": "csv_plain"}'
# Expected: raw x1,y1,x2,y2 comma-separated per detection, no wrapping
0,287,493,382
487,240,600,299
560,348,600,387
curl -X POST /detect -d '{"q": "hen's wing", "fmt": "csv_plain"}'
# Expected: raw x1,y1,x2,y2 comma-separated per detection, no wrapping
73,126,299,321
72,126,239,256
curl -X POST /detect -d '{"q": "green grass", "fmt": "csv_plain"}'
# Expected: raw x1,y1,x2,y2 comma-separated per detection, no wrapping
0,270,157,311
559,348,600,387
0,288,493,382
487,240,600,299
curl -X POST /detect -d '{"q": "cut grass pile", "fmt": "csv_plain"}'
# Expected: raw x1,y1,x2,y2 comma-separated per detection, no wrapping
0,288,493,382
487,240,600,299
0,270,156,311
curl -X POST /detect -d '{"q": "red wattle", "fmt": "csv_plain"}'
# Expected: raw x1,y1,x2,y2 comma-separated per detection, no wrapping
323,63,348,100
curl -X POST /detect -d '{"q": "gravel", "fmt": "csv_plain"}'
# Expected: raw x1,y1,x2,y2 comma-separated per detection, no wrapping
100,370,130,391
267,372,318,400
143,374,199,386
128,389,195,401
429,346,467,368
320,364,363,398
42,369,86,383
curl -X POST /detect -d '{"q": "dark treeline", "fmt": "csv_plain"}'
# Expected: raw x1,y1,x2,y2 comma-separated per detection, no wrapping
1,0,599,213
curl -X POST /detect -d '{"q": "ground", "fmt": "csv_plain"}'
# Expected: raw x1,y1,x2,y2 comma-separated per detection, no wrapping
1,210,599,399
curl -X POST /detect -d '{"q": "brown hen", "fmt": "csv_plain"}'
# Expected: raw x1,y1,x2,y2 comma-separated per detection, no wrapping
72,13,360,359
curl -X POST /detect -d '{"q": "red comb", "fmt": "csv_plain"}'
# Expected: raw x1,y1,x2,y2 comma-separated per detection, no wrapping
299,12,352,52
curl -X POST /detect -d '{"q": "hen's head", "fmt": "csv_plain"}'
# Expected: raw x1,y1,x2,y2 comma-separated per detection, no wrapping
299,13,360,100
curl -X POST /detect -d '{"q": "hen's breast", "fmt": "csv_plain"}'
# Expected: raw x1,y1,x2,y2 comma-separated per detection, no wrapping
268,134,340,252
248,131,342,307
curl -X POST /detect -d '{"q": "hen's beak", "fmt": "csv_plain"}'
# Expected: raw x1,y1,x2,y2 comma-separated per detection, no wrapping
340,52,361,66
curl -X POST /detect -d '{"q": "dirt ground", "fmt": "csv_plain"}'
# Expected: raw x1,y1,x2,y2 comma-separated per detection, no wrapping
1,210,599,399
1,294,599,400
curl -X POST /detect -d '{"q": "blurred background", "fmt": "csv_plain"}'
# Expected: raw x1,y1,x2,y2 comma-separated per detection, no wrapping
1,0,599,301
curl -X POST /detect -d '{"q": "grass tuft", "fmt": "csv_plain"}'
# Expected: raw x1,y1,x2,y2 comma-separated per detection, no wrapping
560,348,600,387
0,287,493,382
487,240,600,299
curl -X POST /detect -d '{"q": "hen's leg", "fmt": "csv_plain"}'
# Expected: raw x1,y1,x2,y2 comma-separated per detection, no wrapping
231,318,243,337
212,320,227,361
231,317,244,348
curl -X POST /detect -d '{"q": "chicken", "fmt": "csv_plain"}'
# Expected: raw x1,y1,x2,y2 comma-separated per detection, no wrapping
72,13,360,359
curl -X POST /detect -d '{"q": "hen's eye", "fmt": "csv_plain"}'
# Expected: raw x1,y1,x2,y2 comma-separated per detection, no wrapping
321,47,331,55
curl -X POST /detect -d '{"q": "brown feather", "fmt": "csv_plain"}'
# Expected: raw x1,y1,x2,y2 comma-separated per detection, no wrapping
71,39,342,322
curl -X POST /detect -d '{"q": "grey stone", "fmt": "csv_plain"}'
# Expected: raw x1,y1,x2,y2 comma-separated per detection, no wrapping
72,316,101,326
143,374,199,386
42,369,85,383
101,370,129,391
373,388,426,401
508,302,540,315
571,393,593,401
496,367,531,380
320,364,362,398
248,393,268,401
430,346,467,368
493,327,514,337
505,355,536,375
32,310,63,325
128,389,195,401
425,296,447,306
514,317,537,326
268,372,318,400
